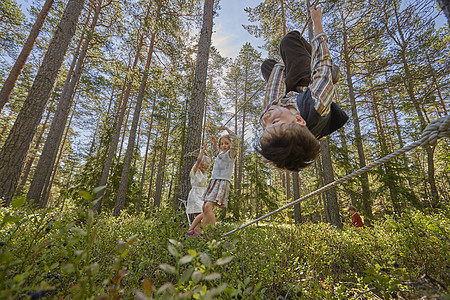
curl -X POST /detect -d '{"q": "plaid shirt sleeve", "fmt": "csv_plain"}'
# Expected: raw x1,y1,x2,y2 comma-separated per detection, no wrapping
309,32,336,116
263,63,286,108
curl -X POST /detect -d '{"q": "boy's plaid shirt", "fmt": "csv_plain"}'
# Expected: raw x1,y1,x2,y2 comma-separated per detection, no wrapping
261,32,336,122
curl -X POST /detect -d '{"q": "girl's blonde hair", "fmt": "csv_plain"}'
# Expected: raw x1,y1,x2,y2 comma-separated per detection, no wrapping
201,155,211,168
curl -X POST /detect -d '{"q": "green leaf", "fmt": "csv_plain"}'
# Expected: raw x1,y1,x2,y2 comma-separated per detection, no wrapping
62,263,74,274
180,267,194,282
78,191,93,201
126,234,139,245
168,245,180,257
157,282,175,294
188,249,198,256
192,270,203,283
204,273,221,281
179,255,194,265
215,256,234,265
93,186,106,194
363,275,375,283
71,227,87,236
11,196,26,208
200,253,211,268
159,264,176,275
50,262,59,270
364,267,376,275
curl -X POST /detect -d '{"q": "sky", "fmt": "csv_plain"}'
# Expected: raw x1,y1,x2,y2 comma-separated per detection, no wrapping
15,0,266,60
211,0,266,58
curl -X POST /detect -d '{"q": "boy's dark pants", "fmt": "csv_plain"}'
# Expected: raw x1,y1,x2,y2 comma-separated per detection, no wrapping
261,31,312,93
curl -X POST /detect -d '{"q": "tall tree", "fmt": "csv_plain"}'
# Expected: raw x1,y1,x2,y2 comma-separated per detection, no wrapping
178,0,214,204
113,25,159,216
0,0,54,112
0,0,85,205
93,2,152,213
336,0,373,222
27,0,106,207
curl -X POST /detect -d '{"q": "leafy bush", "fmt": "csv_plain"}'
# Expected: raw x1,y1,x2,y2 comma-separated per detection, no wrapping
0,193,448,299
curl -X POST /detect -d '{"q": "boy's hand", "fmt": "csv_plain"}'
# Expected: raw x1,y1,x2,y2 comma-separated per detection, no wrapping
310,6,323,35
310,7,322,23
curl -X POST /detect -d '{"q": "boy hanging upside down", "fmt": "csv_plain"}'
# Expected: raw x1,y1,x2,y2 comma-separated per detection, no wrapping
258,7,348,172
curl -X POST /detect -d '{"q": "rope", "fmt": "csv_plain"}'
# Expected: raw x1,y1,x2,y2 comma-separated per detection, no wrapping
184,82,266,158
223,116,450,237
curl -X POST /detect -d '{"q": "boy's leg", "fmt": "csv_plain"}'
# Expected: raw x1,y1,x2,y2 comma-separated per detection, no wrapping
261,59,277,82
280,31,312,93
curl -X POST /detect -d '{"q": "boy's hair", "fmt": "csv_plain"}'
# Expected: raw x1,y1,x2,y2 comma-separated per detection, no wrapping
257,123,320,171
347,205,356,212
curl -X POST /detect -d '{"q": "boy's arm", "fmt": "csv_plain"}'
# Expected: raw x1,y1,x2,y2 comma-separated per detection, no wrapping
263,63,286,108
309,7,336,116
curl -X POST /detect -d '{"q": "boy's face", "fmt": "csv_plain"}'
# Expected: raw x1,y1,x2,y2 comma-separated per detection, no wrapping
261,106,306,130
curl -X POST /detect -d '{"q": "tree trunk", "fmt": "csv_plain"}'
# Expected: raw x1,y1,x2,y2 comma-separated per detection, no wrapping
113,28,158,217
369,79,401,213
293,172,301,224
93,4,151,212
0,0,54,111
0,0,85,206
15,100,54,196
178,0,214,204
341,23,373,223
153,114,171,208
42,102,76,207
392,3,439,205
27,0,102,207
320,139,342,228
137,98,156,213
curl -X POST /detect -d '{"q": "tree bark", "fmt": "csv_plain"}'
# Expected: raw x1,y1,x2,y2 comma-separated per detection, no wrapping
153,114,171,208
178,0,214,204
15,99,55,195
27,0,102,208
0,0,55,112
391,3,439,205
292,172,301,224
0,0,85,205
320,139,342,228
341,20,373,223
42,102,76,207
113,28,158,217
93,4,151,212
137,99,156,213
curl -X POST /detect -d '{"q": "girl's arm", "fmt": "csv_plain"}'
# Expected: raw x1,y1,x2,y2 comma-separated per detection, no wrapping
192,145,206,174
211,136,218,156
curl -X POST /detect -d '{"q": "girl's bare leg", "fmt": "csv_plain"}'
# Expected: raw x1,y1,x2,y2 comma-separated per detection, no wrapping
189,212,203,232
202,201,216,228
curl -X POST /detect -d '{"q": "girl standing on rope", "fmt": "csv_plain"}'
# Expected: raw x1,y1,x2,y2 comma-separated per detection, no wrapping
258,6,348,171
185,145,211,234
188,126,238,233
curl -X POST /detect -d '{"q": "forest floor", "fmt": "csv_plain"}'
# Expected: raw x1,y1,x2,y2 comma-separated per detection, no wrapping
0,198,449,299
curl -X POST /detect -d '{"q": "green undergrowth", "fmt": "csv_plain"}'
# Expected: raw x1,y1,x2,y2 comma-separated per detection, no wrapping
0,194,448,299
